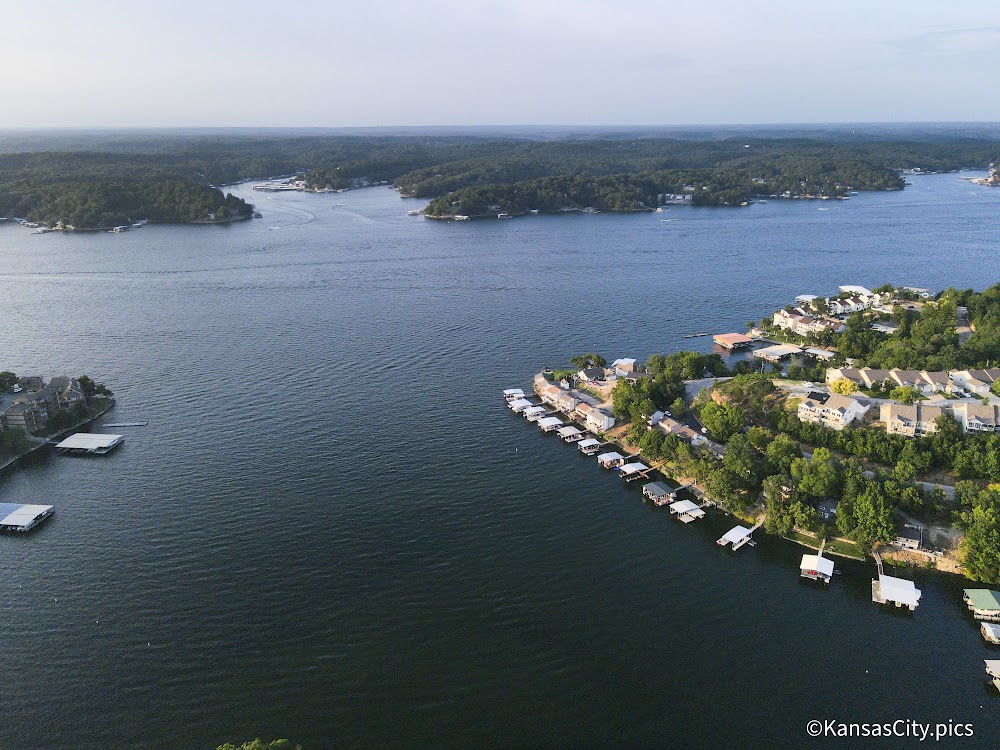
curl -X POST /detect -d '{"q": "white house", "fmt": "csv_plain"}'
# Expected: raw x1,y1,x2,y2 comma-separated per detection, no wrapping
797,394,870,430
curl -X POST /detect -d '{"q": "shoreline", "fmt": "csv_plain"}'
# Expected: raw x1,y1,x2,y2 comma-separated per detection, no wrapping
0,398,115,479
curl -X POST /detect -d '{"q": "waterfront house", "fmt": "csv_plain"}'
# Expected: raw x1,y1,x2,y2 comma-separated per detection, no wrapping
556,390,579,413
577,368,604,383
880,403,945,437
585,407,615,433
963,589,1000,621
0,401,46,433
537,381,563,407
894,525,923,550
610,358,637,377
797,394,870,431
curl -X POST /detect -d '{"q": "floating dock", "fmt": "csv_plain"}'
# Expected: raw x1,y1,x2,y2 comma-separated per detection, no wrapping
963,589,1000,622
986,661,1000,693
577,438,602,455
713,333,754,350
643,481,674,506
619,462,651,482
537,416,563,432
557,425,584,443
597,452,626,469
0,503,54,533
872,573,922,611
800,552,835,584
503,388,526,402
522,405,546,421
53,433,124,455
717,525,754,549
102,421,148,427
982,623,1000,645
508,398,533,413
669,499,706,523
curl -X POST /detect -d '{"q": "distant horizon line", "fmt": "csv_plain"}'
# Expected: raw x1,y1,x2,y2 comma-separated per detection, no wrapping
2,120,1000,133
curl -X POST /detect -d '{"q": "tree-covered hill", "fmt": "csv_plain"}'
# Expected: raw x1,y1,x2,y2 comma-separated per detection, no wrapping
0,131,998,226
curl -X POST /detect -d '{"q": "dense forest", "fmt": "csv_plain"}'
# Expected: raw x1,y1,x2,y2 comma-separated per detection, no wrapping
0,130,998,226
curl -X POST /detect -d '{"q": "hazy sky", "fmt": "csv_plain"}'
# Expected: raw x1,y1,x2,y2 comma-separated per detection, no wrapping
3,0,998,127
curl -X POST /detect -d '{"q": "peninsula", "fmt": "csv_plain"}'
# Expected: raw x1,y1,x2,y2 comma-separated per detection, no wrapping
2,129,999,228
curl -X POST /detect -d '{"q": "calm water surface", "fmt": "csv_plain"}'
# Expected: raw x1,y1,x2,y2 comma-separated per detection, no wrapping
1,174,999,749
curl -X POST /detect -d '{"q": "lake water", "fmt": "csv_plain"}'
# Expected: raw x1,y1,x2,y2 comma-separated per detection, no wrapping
1,173,999,749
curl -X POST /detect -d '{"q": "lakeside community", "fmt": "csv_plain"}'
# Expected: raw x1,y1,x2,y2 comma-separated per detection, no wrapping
0,372,121,533
506,281,1000,692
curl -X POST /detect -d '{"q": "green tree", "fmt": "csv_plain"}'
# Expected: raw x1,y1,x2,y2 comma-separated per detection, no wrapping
0,370,17,392
699,400,746,442
830,377,857,395
961,504,1000,584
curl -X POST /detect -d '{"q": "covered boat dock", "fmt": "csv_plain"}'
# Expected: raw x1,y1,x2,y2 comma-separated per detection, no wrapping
642,481,674,506
557,426,585,443
982,622,1000,644
986,661,1000,692
619,462,651,482
53,433,124,455
537,416,563,432
963,589,1000,621
669,499,706,523
800,552,835,583
577,438,601,455
717,525,754,550
597,452,626,469
873,574,922,610
0,503,54,533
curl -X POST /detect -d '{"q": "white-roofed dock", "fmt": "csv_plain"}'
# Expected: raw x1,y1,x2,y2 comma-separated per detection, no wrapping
873,573,921,610
642,481,674,506
669,499,706,523
537,416,563,432
53,433,124,455
577,438,601,455
981,622,1000,645
717,525,753,549
0,503,54,533
619,462,651,482
985,660,1000,692
597,452,625,468
508,398,532,413
503,388,525,401
522,405,546,421
800,553,835,584
557,425,584,443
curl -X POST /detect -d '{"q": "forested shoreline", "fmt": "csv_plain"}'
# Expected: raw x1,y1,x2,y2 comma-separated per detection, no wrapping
0,131,998,227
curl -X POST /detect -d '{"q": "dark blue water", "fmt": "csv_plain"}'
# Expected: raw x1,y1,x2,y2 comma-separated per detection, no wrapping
1,173,999,749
